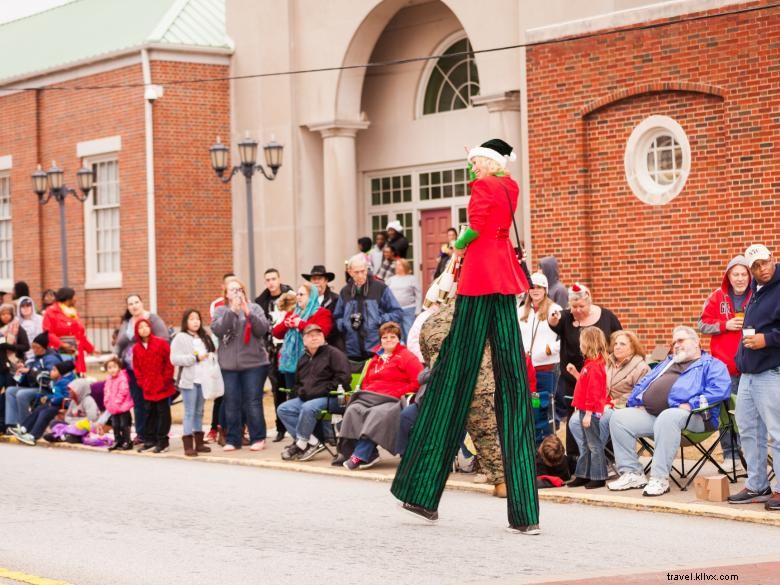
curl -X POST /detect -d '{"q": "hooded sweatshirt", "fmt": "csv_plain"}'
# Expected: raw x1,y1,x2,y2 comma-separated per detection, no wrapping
539,256,568,309
103,368,134,415
131,319,175,401
16,296,44,359
64,378,101,424
735,262,780,375
698,256,752,375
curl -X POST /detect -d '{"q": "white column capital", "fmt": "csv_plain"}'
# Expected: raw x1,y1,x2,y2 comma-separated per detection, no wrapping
471,90,521,113
306,119,370,139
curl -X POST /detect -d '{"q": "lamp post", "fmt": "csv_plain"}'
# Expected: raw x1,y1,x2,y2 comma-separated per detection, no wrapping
209,134,283,299
31,161,94,287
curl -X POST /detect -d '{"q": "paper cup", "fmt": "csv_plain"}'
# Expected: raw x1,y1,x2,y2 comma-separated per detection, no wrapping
743,328,755,337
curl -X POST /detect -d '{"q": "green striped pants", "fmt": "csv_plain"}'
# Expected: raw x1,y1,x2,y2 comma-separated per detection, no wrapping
391,293,539,527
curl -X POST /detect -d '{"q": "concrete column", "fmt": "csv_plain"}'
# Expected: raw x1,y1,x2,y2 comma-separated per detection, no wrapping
306,120,370,288
471,91,525,242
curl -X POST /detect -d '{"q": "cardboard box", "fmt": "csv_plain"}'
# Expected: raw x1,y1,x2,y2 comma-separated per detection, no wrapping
694,475,730,501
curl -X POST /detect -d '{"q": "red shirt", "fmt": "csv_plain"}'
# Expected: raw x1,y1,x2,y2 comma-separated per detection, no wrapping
571,356,611,413
457,175,529,296
361,345,423,399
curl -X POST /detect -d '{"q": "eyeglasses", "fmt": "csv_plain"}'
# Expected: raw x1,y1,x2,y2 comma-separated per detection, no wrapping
296,293,306,297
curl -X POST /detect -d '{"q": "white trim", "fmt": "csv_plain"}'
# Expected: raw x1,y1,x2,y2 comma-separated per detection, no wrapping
526,0,751,44
0,172,12,290
83,155,122,290
147,49,231,66
0,156,11,171
0,43,233,93
142,49,158,313
415,31,469,119
624,115,691,206
76,136,122,159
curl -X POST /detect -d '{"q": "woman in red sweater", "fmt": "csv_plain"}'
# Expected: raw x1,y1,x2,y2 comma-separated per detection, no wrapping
132,318,175,453
42,287,95,374
567,326,611,488
340,321,422,470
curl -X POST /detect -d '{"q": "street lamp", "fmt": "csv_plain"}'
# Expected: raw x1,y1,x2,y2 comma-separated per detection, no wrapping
209,134,283,299
31,161,94,287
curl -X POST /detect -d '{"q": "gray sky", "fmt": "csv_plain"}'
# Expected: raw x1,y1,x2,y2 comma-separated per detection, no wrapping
0,0,73,24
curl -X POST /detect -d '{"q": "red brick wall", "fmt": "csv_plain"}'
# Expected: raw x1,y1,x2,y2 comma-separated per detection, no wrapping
0,58,231,335
527,1,779,348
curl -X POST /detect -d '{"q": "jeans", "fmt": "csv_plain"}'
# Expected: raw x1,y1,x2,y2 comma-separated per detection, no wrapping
222,366,268,447
534,370,555,443
21,404,59,440
5,386,39,426
399,307,416,343
610,406,705,479
573,410,608,480
282,372,296,392
354,437,379,462
735,367,780,493
570,407,612,450
127,368,146,441
396,403,419,456
144,398,171,447
720,374,742,460
277,396,329,442
181,384,205,436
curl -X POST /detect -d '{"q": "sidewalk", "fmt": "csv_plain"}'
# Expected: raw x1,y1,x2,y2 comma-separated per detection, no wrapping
2,427,777,528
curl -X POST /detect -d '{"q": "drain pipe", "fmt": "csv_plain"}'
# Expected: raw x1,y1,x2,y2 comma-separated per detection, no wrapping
141,49,162,313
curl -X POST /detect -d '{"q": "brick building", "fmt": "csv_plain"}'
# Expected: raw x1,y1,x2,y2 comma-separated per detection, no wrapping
0,0,231,347
525,0,778,347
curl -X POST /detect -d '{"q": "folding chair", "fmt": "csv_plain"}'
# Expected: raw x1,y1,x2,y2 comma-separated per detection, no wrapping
638,398,737,491
319,360,369,456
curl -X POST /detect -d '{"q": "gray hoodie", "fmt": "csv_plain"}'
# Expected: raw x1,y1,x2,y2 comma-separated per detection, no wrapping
539,256,569,309
64,378,103,424
16,296,43,358
211,303,269,371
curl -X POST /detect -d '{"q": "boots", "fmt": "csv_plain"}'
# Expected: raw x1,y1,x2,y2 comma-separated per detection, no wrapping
493,482,508,498
193,431,211,453
217,426,226,447
182,435,197,457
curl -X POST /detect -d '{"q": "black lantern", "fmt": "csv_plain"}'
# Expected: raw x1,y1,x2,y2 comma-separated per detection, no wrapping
209,139,229,174
47,162,64,190
237,136,258,167
32,164,48,196
263,139,283,175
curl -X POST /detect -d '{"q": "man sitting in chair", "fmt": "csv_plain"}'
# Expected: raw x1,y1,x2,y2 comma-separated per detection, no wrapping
607,325,730,497
277,323,351,461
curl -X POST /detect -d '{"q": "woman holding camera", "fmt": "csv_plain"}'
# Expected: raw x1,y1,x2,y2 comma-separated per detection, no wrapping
392,138,539,534
211,277,270,452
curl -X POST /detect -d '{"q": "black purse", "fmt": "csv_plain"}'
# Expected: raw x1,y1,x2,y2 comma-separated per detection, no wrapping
501,185,533,283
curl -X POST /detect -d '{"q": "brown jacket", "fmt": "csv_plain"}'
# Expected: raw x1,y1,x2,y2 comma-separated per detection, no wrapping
607,354,650,407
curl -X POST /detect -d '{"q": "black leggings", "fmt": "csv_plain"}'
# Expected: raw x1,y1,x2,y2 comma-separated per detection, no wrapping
111,411,133,445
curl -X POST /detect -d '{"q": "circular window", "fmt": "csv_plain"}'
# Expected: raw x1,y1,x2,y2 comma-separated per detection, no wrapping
624,115,691,205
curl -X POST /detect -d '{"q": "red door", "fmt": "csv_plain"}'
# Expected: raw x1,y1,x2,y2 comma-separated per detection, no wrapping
420,208,453,289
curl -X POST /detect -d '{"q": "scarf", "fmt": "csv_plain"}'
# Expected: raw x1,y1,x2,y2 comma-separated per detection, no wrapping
278,284,319,374
59,303,79,319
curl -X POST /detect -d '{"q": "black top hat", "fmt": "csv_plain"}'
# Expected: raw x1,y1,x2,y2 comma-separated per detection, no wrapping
301,265,335,282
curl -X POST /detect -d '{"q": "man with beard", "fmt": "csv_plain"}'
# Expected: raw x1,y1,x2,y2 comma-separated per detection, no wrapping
607,325,730,497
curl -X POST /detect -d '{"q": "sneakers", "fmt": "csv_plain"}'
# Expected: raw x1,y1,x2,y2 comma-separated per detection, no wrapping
331,453,347,467
11,427,36,446
281,443,302,461
765,493,780,511
585,480,606,489
727,486,772,504
250,440,266,452
507,524,541,536
567,477,589,488
298,442,325,461
359,451,380,469
205,429,218,444
137,442,156,453
608,472,648,491
401,502,439,523
343,452,380,470
642,477,670,497
152,443,170,454
223,444,237,452
343,455,362,470
272,430,286,443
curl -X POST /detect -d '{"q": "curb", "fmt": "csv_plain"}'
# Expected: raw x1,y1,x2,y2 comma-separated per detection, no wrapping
3,436,778,527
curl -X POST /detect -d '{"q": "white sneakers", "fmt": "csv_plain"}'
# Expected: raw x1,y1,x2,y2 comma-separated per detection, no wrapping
642,477,670,497
607,472,648,491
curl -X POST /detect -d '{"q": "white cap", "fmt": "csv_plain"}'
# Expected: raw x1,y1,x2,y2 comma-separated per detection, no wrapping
745,244,771,267
385,220,403,233
530,272,548,290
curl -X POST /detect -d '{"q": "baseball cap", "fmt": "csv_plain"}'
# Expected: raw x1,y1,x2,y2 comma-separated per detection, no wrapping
744,244,771,267
303,323,323,335
530,272,548,290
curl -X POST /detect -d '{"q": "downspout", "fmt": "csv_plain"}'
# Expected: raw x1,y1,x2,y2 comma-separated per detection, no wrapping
141,49,158,313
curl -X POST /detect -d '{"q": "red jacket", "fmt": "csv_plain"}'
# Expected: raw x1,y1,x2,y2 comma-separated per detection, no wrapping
42,302,95,373
525,353,537,393
699,268,752,376
572,356,611,413
132,320,175,401
272,308,333,340
361,344,423,399
457,175,529,296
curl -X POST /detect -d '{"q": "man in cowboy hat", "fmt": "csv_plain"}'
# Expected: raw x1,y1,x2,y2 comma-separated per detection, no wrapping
302,265,343,351
385,220,409,259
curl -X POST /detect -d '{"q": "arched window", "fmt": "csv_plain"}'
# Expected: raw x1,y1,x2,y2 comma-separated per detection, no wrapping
422,37,480,115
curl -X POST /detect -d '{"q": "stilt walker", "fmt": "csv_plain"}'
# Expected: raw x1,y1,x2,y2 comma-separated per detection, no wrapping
391,138,541,534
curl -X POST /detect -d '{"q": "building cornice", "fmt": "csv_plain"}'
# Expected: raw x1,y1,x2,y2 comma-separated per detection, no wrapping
471,91,521,113
306,120,371,139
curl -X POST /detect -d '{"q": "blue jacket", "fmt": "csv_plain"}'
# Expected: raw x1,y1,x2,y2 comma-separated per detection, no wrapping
736,263,780,374
627,352,731,426
20,349,63,387
332,279,403,360
49,371,76,407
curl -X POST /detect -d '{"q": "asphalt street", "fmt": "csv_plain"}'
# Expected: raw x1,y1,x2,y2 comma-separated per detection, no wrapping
1,444,778,585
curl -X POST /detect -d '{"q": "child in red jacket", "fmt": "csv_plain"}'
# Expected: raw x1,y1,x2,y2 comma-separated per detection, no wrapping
132,318,175,453
566,326,611,488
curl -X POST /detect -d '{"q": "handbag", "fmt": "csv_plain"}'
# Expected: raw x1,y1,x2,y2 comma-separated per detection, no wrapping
501,184,533,283
200,353,225,400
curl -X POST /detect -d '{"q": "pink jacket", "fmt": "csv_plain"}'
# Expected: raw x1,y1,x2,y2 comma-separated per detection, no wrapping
103,369,134,415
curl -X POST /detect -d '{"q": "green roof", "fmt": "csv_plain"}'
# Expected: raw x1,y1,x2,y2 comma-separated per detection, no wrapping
0,0,232,85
